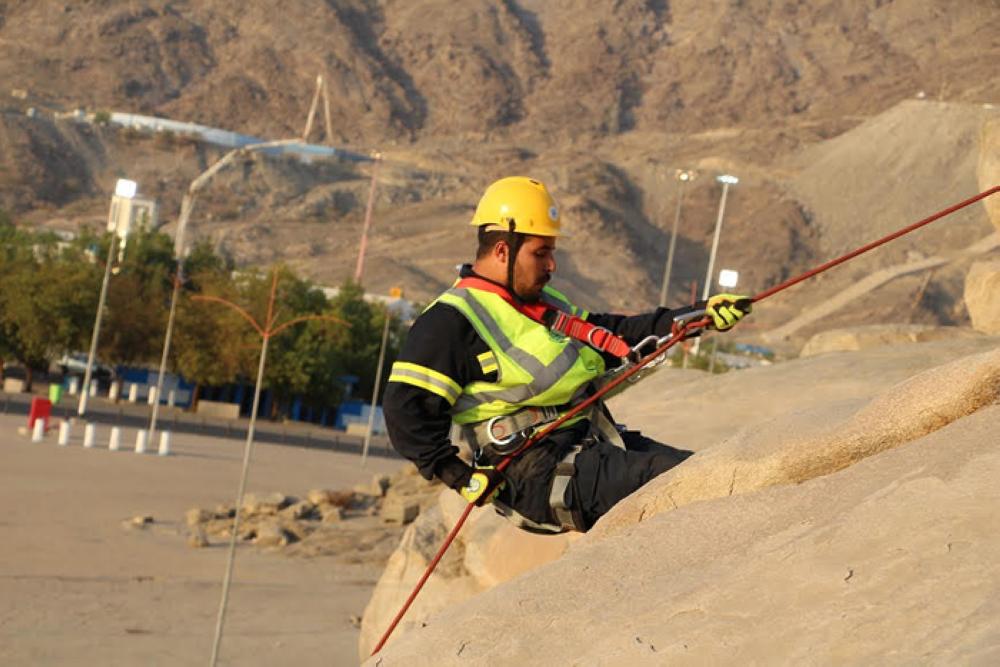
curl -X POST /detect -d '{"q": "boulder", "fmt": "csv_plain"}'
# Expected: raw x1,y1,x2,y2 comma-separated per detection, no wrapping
590,345,1000,539
366,404,1000,665
279,500,317,521
253,520,289,547
241,492,291,516
462,517,576,590
964,260,1000,334
187,528,209,548
800,324,981,357
358,503,480,658
320,505,344,524
307,488,335,506
371,474,391,497
185,508,213,526
978,118,1000,232
381,497,420,525
360,488,578,658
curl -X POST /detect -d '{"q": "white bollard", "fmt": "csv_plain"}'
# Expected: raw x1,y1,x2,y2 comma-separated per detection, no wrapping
109,381,120,401
68,376,80,395
58,420,71,446
147,386,157,406
31,419,45,443
127,383,138,403
158,431,171,456
109,426,121,451
89,381,98,397
134,429,148,454
167,389,176,407
83,423,96,448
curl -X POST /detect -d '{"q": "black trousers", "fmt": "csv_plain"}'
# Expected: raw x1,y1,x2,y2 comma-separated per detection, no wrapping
489,424,692,532
566,430,693,531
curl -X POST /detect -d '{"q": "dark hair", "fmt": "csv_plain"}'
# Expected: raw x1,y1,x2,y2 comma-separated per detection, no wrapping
476,228,511,259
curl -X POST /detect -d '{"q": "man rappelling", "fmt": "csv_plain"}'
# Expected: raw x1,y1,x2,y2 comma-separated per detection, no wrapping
383,176,752,533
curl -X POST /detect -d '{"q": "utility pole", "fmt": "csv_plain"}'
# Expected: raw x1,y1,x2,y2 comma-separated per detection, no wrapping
302,73,334,144
659,169,696,307
354,153,382,284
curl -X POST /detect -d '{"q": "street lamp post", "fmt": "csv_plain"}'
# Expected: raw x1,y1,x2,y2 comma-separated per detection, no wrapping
659,169,696,307
78,179,137,417
694,173,739,355
147,139,300,442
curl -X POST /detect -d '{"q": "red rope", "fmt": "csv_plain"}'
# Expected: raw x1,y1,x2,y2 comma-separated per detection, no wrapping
370,186,999,656
752,186,999,303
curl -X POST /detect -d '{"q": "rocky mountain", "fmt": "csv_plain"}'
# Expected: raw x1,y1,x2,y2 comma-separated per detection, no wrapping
1,0,998,351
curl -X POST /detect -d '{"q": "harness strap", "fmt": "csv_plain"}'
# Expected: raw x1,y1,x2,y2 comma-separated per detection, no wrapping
549,446,584,532
546,310,633,358
455,276,632,360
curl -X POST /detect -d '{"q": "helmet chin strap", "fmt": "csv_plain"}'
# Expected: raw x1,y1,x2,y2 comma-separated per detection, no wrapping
505,219,525,302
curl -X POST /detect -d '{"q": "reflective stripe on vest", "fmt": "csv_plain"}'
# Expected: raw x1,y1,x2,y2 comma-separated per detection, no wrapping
436,286,606,425
388,361,463,405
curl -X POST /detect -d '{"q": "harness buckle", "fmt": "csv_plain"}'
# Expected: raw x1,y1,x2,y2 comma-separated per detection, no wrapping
586,325,613,350
486,415,519,447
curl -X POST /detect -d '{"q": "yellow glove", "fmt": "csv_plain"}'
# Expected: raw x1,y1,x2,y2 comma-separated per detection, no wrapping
459,465,505,506
706,293,752,331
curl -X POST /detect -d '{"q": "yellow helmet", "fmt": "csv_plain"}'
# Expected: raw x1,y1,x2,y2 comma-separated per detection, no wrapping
470,176,561,237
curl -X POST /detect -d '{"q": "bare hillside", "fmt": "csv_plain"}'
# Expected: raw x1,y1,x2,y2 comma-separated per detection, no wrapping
1,0,998,330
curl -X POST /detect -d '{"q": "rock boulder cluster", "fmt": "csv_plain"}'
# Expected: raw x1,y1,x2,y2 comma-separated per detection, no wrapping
183,466,441,561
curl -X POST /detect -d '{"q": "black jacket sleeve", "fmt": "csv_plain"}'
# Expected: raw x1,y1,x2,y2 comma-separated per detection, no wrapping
382,303,491,490
587,304,700,346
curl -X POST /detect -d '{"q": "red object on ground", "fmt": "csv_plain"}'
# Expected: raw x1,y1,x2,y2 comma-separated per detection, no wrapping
28,397,52,431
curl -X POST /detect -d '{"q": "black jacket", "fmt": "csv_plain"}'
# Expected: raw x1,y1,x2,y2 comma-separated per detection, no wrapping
382,269,693,515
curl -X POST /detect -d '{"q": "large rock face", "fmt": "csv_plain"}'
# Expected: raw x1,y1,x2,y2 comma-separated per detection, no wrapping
590,345,1000,538
965,260,1000,334
979,118,1000,232
365,338,1000,664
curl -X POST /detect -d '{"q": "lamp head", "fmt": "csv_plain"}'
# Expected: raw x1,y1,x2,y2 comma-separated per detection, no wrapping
115,179,137,199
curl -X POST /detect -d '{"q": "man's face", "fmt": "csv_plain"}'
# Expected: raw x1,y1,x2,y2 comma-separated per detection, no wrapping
512,234,557,302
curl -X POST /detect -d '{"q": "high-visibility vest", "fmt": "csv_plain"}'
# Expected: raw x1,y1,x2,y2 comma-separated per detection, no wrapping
434,283,606,427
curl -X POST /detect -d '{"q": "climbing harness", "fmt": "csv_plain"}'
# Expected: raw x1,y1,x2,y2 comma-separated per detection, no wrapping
455,275,635,359
371,185,999,656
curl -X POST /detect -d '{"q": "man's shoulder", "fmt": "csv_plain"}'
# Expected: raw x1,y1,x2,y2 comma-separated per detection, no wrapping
406,300,476,342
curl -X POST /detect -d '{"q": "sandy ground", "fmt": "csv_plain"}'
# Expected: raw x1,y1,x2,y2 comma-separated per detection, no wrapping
0,413,404,666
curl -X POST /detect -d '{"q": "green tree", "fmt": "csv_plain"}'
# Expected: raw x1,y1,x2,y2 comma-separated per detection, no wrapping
233,266,336,417
172,257,250,408
99,228,176,366
0,229,100,390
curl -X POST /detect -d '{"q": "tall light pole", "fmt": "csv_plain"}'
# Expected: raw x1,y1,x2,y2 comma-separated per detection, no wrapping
147,139,300,442
658,169,696,307
360,305,392,467
78,178,137,416
694,173,738,355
